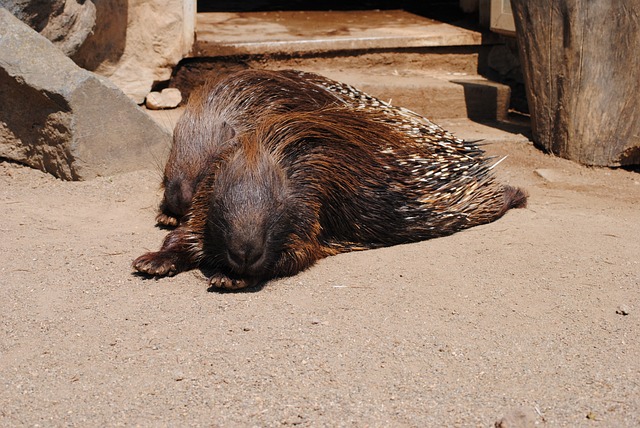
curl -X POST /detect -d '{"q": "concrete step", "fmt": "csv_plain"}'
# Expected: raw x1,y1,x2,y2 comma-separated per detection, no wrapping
268,66,511,121
180,10,510,121
193,10,490,57
172,58,511,121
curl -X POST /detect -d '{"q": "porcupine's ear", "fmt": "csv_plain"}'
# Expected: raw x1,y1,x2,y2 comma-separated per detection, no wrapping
216,121,236,144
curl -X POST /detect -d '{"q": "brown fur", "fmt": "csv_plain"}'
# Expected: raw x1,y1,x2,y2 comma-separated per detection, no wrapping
134,103,527,290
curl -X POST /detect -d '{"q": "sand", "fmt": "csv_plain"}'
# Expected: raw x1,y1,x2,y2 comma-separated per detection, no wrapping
1,118,639,426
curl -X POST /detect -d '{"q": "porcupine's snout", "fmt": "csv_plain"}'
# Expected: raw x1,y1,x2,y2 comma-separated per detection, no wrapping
224,230,268,276
203,135,293,281
161,177,194,220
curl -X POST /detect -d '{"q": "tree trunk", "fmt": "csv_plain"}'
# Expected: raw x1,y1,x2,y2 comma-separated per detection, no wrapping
511,0,640,166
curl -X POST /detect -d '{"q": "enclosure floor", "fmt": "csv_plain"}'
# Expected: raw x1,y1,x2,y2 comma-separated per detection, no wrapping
2,122,639,425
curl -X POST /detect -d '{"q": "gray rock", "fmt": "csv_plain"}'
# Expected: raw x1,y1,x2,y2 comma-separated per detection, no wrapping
0,9,171,180
4,0,195,104
3,0,97,56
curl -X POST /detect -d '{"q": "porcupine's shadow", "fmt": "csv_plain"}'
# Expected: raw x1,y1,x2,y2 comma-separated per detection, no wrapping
132,269,267,293
205,282,267,294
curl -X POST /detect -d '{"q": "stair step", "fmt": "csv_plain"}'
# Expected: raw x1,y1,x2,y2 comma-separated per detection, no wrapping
279,67,510,120
193,10,488,57
178,10,510,122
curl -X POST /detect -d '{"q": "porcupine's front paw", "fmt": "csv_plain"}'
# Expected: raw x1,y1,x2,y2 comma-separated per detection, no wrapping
155,212,180,228
133,251,178,277
208,274,258,290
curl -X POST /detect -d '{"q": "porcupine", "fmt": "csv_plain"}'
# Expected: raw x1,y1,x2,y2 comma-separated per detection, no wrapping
157,69,349,227
134,74,527,289
158,68,475,226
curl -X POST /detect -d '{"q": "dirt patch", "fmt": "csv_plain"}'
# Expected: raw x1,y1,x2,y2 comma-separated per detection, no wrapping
1,119,639,425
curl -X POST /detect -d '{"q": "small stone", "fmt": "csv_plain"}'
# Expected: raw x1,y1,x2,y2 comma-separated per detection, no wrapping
616,305,630,316
145,88,182,110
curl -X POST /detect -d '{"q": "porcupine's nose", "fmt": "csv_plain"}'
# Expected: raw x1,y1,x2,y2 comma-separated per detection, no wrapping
164,178,194,218
226,242,265,274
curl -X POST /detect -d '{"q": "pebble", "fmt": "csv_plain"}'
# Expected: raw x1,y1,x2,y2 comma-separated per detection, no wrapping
145,88,182,110
616,305,630,316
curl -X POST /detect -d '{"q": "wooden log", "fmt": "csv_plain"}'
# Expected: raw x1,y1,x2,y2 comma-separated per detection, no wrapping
511,0,640,166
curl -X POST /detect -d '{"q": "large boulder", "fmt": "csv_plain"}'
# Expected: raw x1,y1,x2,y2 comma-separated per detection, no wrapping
0,9,171,180
3,0,97,56
6,0,195,103
72,0,195,103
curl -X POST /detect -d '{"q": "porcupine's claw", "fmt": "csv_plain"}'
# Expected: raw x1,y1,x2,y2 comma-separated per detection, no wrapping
155,212,180,228
133,251,178,277
133,227,198,278
208,274,258,290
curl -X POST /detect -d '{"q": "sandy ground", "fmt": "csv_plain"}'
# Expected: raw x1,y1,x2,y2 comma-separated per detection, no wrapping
1,116,639,427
